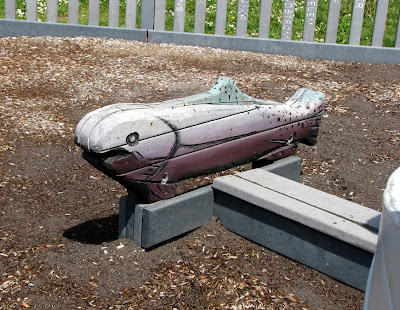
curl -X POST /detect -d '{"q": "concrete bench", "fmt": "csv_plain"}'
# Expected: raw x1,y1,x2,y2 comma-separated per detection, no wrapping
213,169,381,291
119,156,302,249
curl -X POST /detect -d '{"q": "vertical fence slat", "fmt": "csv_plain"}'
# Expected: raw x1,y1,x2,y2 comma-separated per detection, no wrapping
125,0,137,29
47,0,58,23
258,0,273,39
141,0,155,29
303,0,318,42
372,0,389,47
154,0,166,30
26,0,37,21
236,0,249,37
396,9,400,48
325,0,341,43
215,0,228,35
349,0,366,45
281,0,296,40
109,0,120,27
89,0,100,26
194,0,206,34
68,0,79,24
173,0,186,32
5,0,16,19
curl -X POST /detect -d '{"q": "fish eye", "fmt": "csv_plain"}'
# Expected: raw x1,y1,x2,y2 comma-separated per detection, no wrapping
126,132,139,146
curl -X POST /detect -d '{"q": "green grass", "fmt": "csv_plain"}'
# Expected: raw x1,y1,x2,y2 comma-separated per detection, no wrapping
0,0,399,47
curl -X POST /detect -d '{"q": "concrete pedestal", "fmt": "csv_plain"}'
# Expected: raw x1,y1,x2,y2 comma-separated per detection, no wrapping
118,156,302,249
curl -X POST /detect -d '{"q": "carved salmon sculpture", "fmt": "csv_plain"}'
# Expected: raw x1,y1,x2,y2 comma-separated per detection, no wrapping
75,77,324,203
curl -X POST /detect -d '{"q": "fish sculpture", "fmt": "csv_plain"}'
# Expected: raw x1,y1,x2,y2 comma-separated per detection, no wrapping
75,77,324,203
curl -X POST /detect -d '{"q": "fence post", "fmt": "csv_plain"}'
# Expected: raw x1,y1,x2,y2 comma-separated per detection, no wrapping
349,0,366,45
88,0,100,26
303,0,318,42
281,0,296,40
5,0,16,19
215,0,228,35
396,10,400,48
26,0,37,21
325,0,341,44
47,0,58,23
126,0,138,29
372,0,389,47
68,0,79,24
258,0,273,39
236,0,249,37
154,0,166,30
173,0,186,32
141,0,155,29
109,0,120,27
194,0,206,34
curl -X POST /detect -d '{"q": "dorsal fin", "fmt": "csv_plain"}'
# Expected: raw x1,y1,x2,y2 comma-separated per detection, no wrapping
207,77,255,104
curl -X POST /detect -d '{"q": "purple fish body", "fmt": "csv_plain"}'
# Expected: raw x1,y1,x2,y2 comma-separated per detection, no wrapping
75,77,324,202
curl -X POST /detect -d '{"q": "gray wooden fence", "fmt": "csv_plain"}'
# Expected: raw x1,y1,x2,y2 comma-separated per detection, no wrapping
1,0,400,64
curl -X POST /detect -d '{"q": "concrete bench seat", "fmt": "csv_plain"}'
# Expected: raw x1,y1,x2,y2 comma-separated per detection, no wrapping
212,169,381,291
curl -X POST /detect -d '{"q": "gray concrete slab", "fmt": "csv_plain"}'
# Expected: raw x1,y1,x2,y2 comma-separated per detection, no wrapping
255,155,302,182
212,168,381,290
213,190,374,291
213,173,378,253
118,194,136,239
148,30,400,64
140,186,214,248
119,185,214,248
0,19,148,42
238,169,381,231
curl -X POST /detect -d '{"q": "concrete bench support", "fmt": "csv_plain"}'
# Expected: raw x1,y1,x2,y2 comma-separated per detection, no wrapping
119,186,214,248
212,169,381,291
118,156,302,249
253,155,301,182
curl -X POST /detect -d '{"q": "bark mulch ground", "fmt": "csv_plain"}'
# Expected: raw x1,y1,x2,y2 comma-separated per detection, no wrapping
0,37,399,309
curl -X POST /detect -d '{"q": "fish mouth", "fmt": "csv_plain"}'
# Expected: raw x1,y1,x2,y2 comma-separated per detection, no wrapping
82,150,137,176
82,150,177,203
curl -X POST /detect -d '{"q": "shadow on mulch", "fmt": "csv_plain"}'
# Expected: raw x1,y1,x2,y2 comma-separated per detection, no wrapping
63,215,119,244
